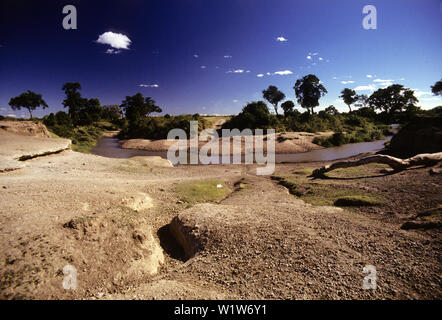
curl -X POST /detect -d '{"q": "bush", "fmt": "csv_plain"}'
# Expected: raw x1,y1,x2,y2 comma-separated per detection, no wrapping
119,114,208,139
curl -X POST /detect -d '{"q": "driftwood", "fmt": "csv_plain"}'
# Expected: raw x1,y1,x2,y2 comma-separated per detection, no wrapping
311,152,442,178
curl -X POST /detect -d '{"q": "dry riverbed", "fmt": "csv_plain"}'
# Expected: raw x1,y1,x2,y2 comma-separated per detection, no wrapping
0,132,440,300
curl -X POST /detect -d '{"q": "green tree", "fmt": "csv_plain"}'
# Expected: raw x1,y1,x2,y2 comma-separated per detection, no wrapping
431,80,442,96
367,84,418,121
262,85,285,116
294,74,327,114
281,100,295,116
85,98,102,123
324,105,338,115
355,94,369,108
120,93,162,123
8,90,48,119
101,105,122,122
339,88,357,112
62,82,87,125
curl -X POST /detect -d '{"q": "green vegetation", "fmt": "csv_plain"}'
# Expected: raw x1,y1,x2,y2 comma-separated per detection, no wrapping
334,196,384,207
271,165,386,207
294,74,328,115
5,75,437,152
8,90,48,119
430,79,442,96
119,113,207,140
176,180,230,204
43,113,118,153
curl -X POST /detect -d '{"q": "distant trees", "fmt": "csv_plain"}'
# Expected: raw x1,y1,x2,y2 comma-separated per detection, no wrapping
101,105,122,122
324,105,338,115
339,88,357,112
281,100,295,116
222,101,271,130
367,84,418,121
8,90,48,119
262,85,285,116
61,82,104,126
431,80,442,96
120,93,162,124
62,82,84,124
294,74,327,115
355,94,369,108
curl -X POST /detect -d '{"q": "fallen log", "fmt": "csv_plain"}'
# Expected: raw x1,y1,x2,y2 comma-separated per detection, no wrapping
311,152,442,178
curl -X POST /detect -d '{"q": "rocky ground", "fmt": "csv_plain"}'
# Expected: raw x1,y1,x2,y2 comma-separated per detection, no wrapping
0,129,440,300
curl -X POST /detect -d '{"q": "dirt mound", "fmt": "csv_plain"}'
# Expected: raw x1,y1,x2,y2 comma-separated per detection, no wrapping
0,120,51,138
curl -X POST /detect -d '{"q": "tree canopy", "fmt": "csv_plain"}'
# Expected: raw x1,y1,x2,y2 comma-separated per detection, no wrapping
294,74,327,114
8,90,48,119
367,84,418,120
120,93,162,123
431,80,442,96
262,85,285,116
281,100,295,116
339,88,357,112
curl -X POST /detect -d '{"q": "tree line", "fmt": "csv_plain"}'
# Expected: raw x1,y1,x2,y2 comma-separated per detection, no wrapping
6,77,442,131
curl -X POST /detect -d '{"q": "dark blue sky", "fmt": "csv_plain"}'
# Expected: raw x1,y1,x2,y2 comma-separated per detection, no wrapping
0,0,441,118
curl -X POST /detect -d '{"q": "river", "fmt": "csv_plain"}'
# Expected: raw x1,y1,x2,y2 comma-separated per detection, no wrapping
91,130,396,165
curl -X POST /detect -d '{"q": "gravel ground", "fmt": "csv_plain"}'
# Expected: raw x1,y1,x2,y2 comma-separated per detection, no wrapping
0,134,440,300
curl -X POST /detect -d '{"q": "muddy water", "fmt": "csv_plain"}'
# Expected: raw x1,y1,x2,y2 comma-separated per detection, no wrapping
91,135,393,164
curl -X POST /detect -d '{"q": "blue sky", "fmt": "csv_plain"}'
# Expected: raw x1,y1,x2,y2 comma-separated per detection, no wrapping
0,0,441,118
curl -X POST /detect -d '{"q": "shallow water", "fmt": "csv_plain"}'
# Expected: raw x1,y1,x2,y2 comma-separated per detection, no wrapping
91,135,393,164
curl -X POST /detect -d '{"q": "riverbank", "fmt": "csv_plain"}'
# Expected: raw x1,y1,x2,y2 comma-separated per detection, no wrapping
0,131,440,299
119,131,332,154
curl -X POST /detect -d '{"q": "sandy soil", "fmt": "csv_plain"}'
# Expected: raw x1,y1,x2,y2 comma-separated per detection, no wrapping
0,132,440,300
120,131,333,154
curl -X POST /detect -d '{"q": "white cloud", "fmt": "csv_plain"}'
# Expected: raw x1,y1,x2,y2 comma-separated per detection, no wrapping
398,78,405,81
274,70,293,75
366,74,373,78
0,107,6,111
227,69,244,73
332,76,338,80
421,97,441,101
139,84,159,88
318,57,323,61
414,90,432,97
354,84,376,92
306,55,312,60
200,65,206,69
96,31,131,50
373,78,394,87
257,74,264,77
341,80,355,84
105,48,121,54
311,52,319,56
276,37,288,42
266,72,271,75
223,55,232,58
246,70,251,73
6,114,16,118
233,99,239,103
373,78,393,83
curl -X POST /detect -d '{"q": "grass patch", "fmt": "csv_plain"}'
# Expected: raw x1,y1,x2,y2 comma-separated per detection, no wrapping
334,196,384,207
271,167,385,207
176,180,231,204
114,158,157,174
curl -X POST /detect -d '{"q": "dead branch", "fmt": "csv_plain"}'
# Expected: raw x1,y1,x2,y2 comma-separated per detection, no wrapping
311,152,442,178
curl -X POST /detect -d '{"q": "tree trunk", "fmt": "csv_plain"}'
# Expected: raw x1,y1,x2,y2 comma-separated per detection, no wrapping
274,104,279,116
28,108,33,119
311,152,442,178
348,104,352,112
